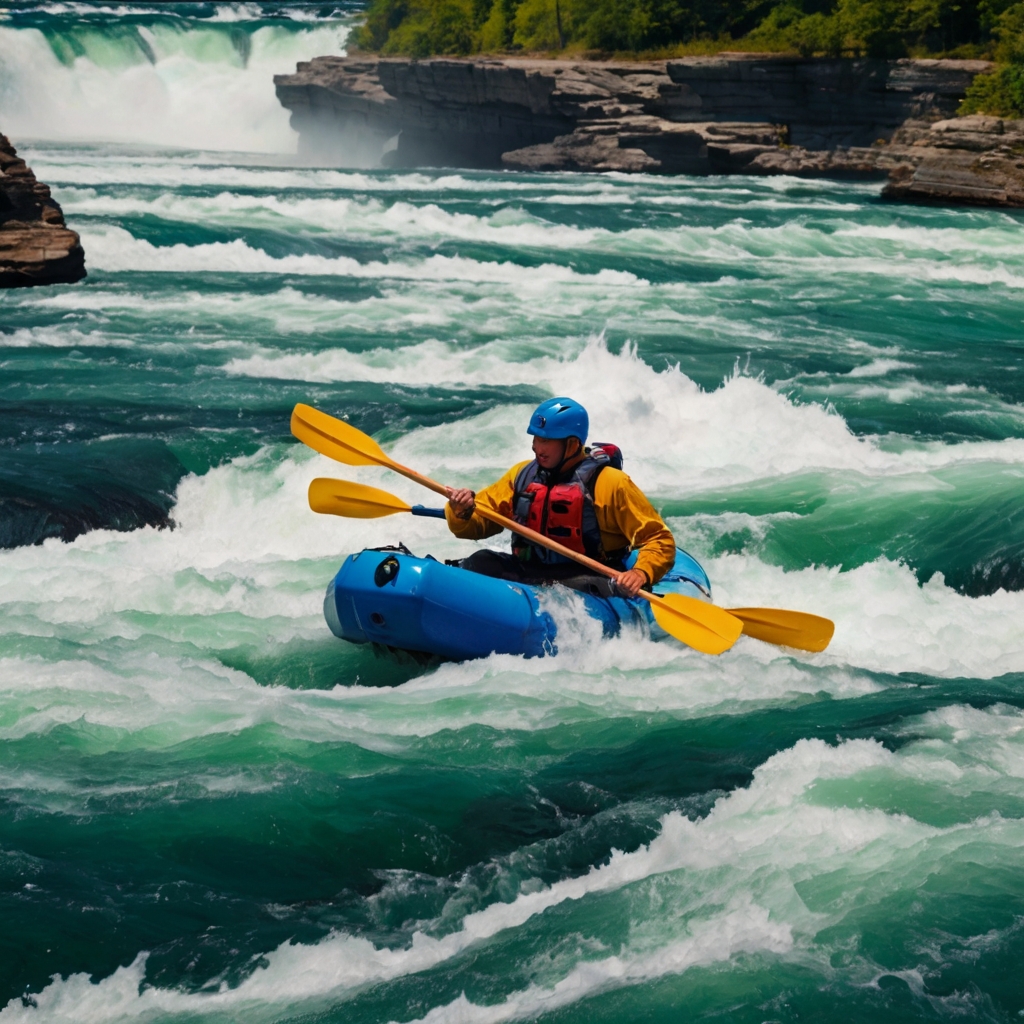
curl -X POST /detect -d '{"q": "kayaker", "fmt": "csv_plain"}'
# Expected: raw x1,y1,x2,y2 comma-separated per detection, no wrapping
444,397,675,597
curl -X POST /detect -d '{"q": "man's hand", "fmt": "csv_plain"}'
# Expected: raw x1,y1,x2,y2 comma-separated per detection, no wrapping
446,486,476,519
615,568,648,598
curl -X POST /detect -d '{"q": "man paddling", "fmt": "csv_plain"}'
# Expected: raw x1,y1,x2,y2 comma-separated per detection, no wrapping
444,398,675,598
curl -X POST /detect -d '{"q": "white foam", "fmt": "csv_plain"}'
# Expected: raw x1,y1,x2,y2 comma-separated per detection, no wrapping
77,225,643,287
0,741,870,1021
18,157,555,192
896,703,1024,784
392,902,792,1024
52,189,1024,281
368,338,1024,495
837,219,1024,255
12,732,1024,1022
4,452,1019,768
5,285,460,342
6,333,1024,686
9,155,866,200
706,553,1024,678
845,358,916,378
0,325,138,349
59,190,607,249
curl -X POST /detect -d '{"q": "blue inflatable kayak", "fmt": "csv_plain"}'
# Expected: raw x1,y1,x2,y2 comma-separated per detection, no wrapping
323,546,713,661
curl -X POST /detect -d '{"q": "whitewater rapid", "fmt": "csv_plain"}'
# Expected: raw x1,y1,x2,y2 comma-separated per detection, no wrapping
3,4,1024,1023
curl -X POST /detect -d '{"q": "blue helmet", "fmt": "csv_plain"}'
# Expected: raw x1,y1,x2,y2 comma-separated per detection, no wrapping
527,397,588,443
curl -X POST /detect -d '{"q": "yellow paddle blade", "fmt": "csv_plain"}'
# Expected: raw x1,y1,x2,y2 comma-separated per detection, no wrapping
648,593,743,656
308,478,412,519
291,404,391,468
727,607,835,652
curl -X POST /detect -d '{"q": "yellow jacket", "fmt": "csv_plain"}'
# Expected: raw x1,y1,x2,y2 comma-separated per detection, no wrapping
445,459,676,584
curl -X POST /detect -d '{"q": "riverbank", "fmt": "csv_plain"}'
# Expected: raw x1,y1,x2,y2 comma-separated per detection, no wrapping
274,53,1024,207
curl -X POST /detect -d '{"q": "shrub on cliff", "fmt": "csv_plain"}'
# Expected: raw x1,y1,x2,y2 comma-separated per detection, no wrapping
960,62,1024,113
960,1,1024,114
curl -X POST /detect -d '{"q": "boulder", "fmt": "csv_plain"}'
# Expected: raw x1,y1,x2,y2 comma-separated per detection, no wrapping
1,132,86,288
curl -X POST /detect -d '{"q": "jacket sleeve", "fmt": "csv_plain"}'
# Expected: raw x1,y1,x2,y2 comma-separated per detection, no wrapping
443,462,529,541
593,468,676,585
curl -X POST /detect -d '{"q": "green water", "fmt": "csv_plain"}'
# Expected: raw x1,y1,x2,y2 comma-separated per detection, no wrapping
2,3,1024,1022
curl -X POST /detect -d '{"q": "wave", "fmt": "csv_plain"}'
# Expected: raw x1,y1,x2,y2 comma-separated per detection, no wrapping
55,187,1024,276
352,337,1024,486
21,155,459,191
77,224,645,285
9,721,1024,1021
8,151,884,206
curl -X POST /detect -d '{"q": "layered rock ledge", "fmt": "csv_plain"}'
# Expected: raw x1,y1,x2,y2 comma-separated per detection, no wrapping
881,115,1024,207
274,54,986,176
1,133,86,289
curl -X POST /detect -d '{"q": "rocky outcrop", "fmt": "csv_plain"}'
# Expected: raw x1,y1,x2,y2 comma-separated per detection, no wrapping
1,133,86,289
274,53,1024,206
881,115,1024,207
502,118,784,174
274,54,988,177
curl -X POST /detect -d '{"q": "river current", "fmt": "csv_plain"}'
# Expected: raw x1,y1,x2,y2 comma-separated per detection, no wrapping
2,3,1024,1022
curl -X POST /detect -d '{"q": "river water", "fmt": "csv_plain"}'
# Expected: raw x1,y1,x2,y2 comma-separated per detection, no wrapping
2,3,1024,1022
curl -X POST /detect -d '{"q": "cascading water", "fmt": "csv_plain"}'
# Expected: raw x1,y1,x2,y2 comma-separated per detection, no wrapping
0,2,354,150
2,4,1024,1023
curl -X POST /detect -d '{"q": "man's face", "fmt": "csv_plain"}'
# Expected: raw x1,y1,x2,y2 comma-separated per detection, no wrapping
532,435,571,469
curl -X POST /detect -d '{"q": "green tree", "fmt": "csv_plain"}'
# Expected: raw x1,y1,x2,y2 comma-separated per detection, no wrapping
512,0,565,50
512,0,747,52
357,0,410,51
355,0,1001,62
479,0,521,50
357,0,477,55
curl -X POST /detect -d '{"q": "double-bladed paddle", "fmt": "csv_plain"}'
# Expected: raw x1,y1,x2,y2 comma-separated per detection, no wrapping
306,475,834,653
293,404,833,654
293,406,740,654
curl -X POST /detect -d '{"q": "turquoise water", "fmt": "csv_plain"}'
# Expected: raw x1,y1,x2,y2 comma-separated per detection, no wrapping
3,4,1024,1022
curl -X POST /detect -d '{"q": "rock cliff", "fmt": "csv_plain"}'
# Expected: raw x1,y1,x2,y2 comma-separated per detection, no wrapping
274,54,988,178
1,133,86,289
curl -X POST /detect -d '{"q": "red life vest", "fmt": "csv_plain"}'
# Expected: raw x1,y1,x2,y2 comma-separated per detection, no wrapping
511,444,626,568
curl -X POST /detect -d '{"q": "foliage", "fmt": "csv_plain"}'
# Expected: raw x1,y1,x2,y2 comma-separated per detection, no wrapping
959,61,1024,113
478,0,519,49
353,0,1023,72
987,0,1024,60
744,0,992,58
355,0,480,55
959,1,1024,115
